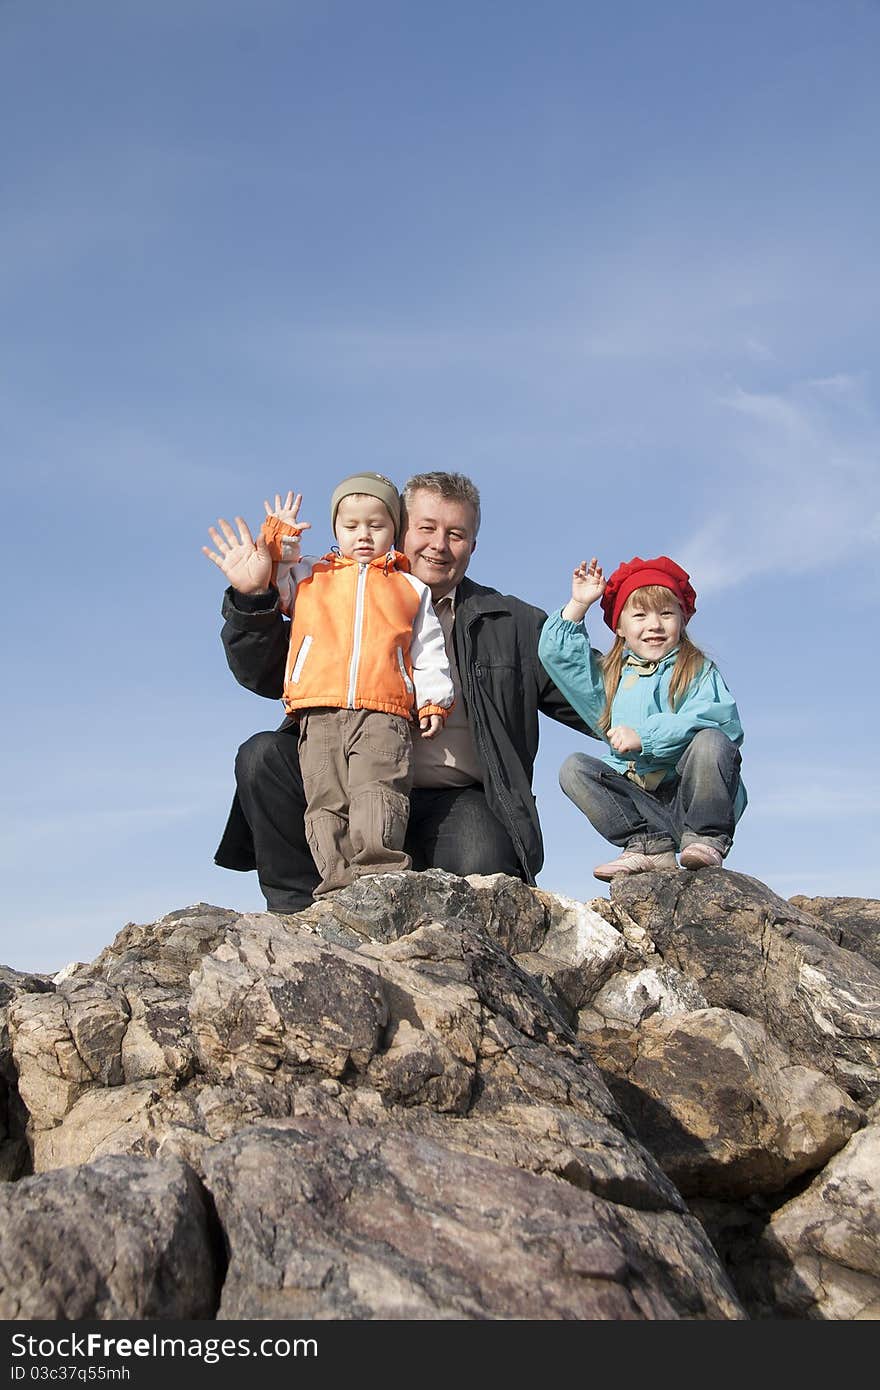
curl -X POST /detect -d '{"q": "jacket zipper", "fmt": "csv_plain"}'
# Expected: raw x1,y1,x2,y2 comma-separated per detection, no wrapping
461,614,532,880
346,564,369,707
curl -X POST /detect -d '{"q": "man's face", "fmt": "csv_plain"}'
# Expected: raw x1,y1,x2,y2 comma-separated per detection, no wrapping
402,489,477,599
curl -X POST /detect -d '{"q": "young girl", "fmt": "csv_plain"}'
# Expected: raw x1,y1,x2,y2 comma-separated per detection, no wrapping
537,554,746,881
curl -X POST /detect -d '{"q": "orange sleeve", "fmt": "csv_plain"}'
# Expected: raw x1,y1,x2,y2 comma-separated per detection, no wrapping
260,514,300,564
417,701,453,722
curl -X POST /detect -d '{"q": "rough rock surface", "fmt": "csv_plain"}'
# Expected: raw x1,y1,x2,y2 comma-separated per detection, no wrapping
752,1116,880,1318
2,870,878,1319
0,965,53,1180
0,1154,218,1319
203,1120,742,1320
789,896,880,972
588,1007,862,1196
609,871,880,1103
695,1113,880,1320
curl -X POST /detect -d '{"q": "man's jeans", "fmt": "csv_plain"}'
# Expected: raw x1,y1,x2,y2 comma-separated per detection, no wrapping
231,726,521,911
405,785,522,879
559,728,742,857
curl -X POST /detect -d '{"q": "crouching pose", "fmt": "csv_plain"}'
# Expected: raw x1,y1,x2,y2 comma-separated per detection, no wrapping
537,554,746,881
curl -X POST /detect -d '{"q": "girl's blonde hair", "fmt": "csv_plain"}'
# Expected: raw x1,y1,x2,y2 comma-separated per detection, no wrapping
599,584,706,734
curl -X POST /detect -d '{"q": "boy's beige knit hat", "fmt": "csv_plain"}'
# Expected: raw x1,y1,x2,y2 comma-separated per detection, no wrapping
330,472,401,536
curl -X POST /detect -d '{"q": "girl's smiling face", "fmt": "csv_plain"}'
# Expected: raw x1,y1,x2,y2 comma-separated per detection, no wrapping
616,586,683,661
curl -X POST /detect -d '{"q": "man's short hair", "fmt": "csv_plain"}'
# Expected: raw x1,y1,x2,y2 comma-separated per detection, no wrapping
402,472,481,536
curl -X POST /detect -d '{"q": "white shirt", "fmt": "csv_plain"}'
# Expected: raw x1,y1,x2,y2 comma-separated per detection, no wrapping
410,589,483,789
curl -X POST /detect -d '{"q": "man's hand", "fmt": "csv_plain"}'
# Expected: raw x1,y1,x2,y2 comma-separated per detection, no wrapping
202,516,273,594
562,558,605,623
608,724,642,754
419,714,443,739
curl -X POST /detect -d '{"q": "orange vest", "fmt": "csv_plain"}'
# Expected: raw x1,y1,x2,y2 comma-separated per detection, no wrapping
262,518,454,722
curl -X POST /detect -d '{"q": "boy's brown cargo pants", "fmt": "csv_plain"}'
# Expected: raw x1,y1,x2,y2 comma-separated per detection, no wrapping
297,707,413,897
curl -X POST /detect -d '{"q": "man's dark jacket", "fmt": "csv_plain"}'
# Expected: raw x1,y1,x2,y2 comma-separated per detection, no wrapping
215,578,593,884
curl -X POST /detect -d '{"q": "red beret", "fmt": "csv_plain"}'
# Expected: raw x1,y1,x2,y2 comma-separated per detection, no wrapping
601,556,697,632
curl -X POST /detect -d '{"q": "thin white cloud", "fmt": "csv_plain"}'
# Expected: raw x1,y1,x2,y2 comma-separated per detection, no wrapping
247,325,495,377
741,756,879,825
750,787,878,820
744,336,777,362
0,804,207,866
807,373,862,394
679,376,880,592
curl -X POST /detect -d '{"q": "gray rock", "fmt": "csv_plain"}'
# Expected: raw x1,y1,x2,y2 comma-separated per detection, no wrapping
589,1008,862,1197
789,896,880,972
13,904,684,1221
578,964,708,1034
511,893,628,1019
749,1121,880,1318
609,871,880,1103
0,966,52,1181
512,951,582,1023
8,905,247,1150
296,869,550,954
203,1120,744,1320
0,1154,218,1318
88,903,243,985
3,871,877,1321
534,890,626,1000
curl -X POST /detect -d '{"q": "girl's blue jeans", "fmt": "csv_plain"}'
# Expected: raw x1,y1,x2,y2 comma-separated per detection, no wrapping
559,728,742,857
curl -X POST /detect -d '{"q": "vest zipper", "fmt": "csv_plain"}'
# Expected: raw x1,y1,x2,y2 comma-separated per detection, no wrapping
347,563,368,707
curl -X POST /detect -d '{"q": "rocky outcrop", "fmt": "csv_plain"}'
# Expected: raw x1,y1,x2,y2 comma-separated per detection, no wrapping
608,871,880,1104
789,896,880,972
0,1154,219,1319
1,870,878,1319
204,1121,738,1320
0,965,53,1181
749,1111,880,1319
589,1007,862,1197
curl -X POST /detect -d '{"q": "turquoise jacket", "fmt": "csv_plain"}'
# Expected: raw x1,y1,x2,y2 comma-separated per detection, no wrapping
538,611,747,817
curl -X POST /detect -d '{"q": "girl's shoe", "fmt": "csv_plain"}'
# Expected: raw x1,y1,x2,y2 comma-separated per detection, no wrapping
593,850,678,882
679,842,723,870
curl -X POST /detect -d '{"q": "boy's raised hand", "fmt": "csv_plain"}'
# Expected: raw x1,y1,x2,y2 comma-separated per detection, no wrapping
264,491,312,538
562,557,605,622
202,516,272,594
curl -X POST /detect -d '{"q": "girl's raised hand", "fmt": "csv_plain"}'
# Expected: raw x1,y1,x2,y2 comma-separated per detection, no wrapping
263,490,312,537
202,516,272,594
571,557,606,608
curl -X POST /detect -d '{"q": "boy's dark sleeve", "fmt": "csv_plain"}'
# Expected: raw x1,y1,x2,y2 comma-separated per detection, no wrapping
220,586,289,699
527,602,598,737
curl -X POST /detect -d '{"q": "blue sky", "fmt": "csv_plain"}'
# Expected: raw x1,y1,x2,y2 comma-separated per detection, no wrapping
3,0,878,971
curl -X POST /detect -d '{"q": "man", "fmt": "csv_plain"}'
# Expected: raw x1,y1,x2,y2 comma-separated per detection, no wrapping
209,471,590,910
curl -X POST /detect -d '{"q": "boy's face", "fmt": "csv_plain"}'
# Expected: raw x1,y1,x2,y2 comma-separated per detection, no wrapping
616,588,683,661
334,494,396,562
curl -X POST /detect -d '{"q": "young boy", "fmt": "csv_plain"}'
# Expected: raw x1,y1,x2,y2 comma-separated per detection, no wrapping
258,472,454,896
